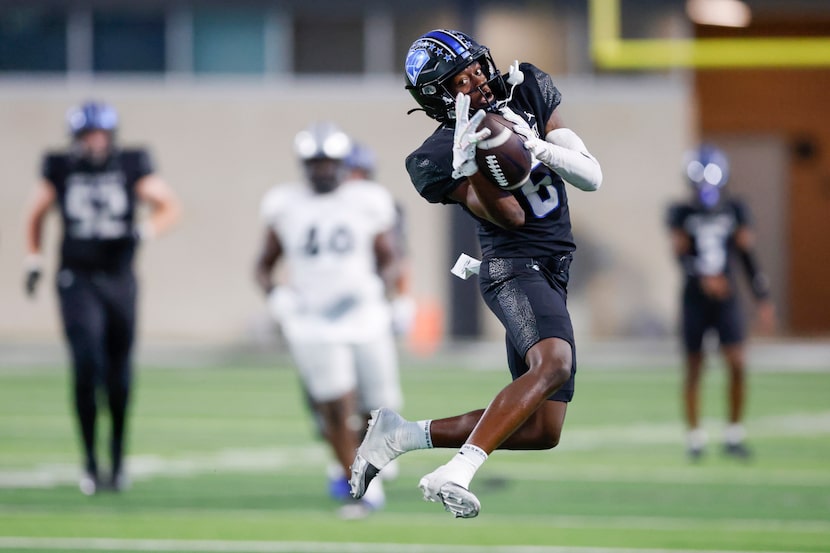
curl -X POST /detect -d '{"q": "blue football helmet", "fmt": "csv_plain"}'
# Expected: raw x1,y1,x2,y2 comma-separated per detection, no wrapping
404,29,507,122
684,144,730,209
66,101,118,136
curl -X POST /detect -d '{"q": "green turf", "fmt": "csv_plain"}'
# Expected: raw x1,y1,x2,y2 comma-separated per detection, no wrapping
0,354,828,552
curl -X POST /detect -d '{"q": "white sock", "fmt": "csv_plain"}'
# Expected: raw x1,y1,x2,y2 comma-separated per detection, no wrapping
443,444,488,489
362,478,385,509
724,423,745,445
399,419,433,450
687,428,708,450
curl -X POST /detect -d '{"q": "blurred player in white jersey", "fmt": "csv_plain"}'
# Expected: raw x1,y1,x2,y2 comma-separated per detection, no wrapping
344,142,417,341
254,122,403,518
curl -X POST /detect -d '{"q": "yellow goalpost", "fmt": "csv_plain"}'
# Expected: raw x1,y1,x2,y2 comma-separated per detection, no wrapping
589,0,830,69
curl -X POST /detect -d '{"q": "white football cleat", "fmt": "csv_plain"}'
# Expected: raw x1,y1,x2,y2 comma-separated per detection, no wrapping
437,482,481,519
79,471,98,496
419,464,480,519
349,408,407,499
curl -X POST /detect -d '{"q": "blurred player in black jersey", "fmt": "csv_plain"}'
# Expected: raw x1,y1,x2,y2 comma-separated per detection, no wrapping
23,100,181,495
349,29,602,518
667,145,774,461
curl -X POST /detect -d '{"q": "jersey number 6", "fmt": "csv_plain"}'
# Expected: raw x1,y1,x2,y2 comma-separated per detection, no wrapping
519,173,560,218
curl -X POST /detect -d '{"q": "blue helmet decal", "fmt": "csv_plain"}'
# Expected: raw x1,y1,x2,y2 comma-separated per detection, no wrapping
424,30,469,57
406,48,430,85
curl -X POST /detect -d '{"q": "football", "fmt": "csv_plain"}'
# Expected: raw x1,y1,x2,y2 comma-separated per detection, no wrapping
474,112,532,190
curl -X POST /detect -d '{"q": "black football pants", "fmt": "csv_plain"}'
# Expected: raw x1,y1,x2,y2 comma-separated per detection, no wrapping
57,268,137,477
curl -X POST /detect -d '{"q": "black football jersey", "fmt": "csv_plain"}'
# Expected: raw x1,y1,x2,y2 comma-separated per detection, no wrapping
42,149,154,272
667,198,751,284
405,63,575,258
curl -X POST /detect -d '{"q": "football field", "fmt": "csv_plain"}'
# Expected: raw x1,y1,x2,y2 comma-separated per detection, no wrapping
1,350,828,553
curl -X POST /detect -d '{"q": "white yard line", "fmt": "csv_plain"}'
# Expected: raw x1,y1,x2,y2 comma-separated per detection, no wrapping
1,411,828,490
0,445,328,489
0,537,813,553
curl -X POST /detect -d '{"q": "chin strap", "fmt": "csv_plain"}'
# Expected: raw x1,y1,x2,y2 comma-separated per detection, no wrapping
494,60,525,111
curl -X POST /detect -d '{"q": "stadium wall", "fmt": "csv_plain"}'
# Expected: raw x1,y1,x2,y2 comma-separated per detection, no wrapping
0,75,692,347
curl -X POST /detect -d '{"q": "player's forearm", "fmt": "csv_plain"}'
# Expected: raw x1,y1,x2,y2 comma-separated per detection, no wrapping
467,174,525,229
377,262,401,300
254,264,274,296
738,247,771,300
24,181,55,255
25,215,44,256
373,231,401,298
542,129,602,192
136,175,181,239
144,196,182,239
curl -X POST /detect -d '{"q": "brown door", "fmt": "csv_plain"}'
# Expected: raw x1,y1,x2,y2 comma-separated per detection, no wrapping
788,139,830,334
707,136,790,328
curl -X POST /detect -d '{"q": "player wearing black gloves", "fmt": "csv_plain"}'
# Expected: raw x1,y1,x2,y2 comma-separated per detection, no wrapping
23,100,181,494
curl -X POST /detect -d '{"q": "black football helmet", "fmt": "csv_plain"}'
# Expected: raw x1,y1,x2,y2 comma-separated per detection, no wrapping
404,29,507,122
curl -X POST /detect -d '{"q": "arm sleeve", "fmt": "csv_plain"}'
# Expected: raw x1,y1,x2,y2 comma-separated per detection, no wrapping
543,128,603,191
732,200,770,300
739,249,771,300
667,204,696,276
517,65,599,191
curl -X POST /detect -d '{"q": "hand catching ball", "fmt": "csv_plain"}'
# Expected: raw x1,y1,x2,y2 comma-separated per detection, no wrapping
474,112,532,190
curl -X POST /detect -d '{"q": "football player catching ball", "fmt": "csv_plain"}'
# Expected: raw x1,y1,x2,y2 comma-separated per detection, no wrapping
350,29,602,518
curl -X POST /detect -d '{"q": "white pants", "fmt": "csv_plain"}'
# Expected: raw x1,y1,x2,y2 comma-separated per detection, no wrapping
288,334,402,412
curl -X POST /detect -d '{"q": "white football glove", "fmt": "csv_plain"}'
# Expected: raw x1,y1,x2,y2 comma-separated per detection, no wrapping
500,105,552,163
500,107,602,191
451,93,491,180
499,105,534,137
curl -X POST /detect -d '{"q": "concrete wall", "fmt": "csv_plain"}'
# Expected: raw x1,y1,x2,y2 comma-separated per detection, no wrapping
0,74,692,347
